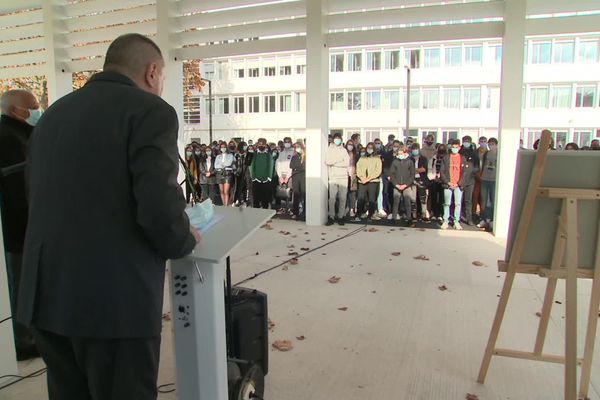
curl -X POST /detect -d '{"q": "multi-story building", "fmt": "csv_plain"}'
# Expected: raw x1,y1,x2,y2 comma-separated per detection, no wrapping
184,33,600,149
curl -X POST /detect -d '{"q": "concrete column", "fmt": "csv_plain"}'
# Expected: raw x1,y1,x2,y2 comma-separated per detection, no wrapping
493,0,527,238
42,0,72,105
305,0,329,226
156,0,185,151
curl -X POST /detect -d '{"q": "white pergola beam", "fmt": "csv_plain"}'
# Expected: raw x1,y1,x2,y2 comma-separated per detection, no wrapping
328,0,460,14
526,14,600,36
177,0,299,15
0,65,46,80
62,0,155,18
527,0,600,16
175,36,306,60
328,21,504,48
0,37,45,57
64,21,155,46
61,4,156,33
0,8,43,27
0,0,41,14
0,23,44,42
329,1,504,31
0,51,46,69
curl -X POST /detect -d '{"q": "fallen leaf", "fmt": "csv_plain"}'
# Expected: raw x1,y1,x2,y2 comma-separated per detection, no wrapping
279,230,291,235
414,255,430,261
321,253,327,255
418,228,426,232
367,228,379,232
337,307,348,311
438,285,448,291
367,272,373,275
304,232,309,235
255,252,260,256
300,247,310,251
472,261,486,267
290,258,299,265
268,319,275,330
288,251,299,256
371,291,377,294
162,313,171,321
536,312,542,317
321,232,326,235
391,252,402,256
287,245,295,248
328,276,341,284
282,266,289,271
272,340,294,352
296,335,305,341
466,394,479,400
555,300,562,305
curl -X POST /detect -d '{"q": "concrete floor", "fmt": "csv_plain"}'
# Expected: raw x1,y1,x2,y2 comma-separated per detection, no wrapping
2,218,600,400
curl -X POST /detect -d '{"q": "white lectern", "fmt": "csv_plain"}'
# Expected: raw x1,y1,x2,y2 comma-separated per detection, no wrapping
170,206,275,400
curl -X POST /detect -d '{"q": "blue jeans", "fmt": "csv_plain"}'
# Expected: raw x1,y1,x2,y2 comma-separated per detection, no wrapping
443,187,463,223
480,180,496,221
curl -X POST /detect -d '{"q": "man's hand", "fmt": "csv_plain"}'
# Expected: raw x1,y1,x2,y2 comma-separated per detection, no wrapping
417,167,426,173
398,184,407,191
191,227,202,244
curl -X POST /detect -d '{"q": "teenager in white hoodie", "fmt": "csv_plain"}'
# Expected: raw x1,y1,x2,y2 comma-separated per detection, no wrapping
325,132,351,225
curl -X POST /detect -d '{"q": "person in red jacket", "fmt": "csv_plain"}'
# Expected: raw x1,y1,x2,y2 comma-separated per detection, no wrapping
440,139,467,230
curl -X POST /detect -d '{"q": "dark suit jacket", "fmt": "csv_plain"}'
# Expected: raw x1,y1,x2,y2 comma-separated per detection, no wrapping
440,153,469,189
0,115,32,253
17,71,196,338
458,147,480,186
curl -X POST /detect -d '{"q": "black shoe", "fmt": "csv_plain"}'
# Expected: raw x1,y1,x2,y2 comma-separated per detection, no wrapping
337,218,345,226
325,218,335,226
16,345,40,361
466,220,474,226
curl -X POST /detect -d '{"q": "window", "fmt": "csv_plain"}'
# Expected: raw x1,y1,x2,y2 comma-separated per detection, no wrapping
218,97,229,114
264,66,276,76
204,98,214,114
366,91,381,110
330,92,344,110
405,49,420,68
217,61,228,79
279,66,292,75
445,47,462,67
347,92,362,110
279,94,292,112
443,88,460,109
486,87,500,109
367,51,381,71
422,89,439,109
348,52,362,71
423,48,440,68
554,131,568,150
463,88,481,109
296,64,306,74
492,45,502,65
184,96,201,124
551,86,572,108
248,96,260,113
294,92,306,112
531,42,551,64
442,130,459,144
234,68,245,78
234,97,245,113
384,50,401,69
203,64,215,80
383,90,400,110
574,131,593,147
553,41,574,63
529,87,549,108
465,46,482,66
248,68,259,77
264,95,276,113
330,54,344,72
408,89,420,109
578,40,598,63
575,85,596,107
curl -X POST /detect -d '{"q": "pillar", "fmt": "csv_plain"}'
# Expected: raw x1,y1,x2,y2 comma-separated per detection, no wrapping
305,0,329,226
494,0,527,238
42,0,72,105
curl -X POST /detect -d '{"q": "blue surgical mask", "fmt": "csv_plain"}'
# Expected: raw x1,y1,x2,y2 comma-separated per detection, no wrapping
411,150,419,157
284,142,292,149
346,144,354,151
334,138,342,146
451,147,460,154
243,146,248,151
220,148,227,153
367,149,374,155
206,151,212,156
375,143,382,150
397,154,407,160
360,152,366,157
25,108,42,126
479,142,487,150
185,151,193,158
463,142,472,149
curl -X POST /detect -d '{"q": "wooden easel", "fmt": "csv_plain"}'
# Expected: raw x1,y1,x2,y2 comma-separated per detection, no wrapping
477,131,600,400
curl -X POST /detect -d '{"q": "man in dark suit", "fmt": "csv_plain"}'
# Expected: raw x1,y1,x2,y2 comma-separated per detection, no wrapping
17,34,201,399
0,89,41,360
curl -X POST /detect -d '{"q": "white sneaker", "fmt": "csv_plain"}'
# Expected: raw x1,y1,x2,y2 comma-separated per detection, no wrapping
454,222,463,231
394,215,401,221
424,210,430,220
387,214,393,220
441,222,449,230
349,210,356,218
378,210,387,218
371,214,381,221
476,221,487,228
360,212,369,219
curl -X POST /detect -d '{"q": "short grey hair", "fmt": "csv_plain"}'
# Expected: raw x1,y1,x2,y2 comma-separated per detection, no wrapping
103,33,164,76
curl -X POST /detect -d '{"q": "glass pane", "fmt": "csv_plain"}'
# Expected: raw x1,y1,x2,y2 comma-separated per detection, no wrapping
532,42,551,64
553,42,574,63
424,48,440,68
445,47,462,67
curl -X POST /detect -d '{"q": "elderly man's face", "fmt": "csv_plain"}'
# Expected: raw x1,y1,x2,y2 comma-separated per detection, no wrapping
11,92,41,124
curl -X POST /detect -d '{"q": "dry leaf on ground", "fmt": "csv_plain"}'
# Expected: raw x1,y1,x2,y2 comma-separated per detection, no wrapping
418,228,426,232
466,394,479,400
282,265,289,271
391,252,402,256
290,258,299,265
279,230,291,235
536,311,542,317
472,261,486,267
367,228,379,232
268,319,275,329
287,245,295,248
296,335,305,341
272,340,294,352
255,252,259,256
162,313,171,321
288,251,299,256
328,276,341,284
337,307,348,311
300,247,310,251
438,285,448,291
371,291,377,294
414,255,430,261
555,300,562,305
261,223,274,230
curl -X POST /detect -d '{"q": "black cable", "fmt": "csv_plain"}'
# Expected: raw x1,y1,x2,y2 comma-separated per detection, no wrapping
0,316,12,325
234,222,368,287
0,367,47,391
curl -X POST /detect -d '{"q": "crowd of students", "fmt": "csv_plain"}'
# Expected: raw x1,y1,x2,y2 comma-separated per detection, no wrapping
183,132,503,231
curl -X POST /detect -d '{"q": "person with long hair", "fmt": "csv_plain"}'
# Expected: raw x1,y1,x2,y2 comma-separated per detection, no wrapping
184,144,199,204
345,139,359,217
289,141,306,220
356,142,382,220
214,142,236,206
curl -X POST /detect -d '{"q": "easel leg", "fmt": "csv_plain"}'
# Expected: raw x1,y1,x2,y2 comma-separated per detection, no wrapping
477,268,517,383
534,278,557,354
564,199,578,400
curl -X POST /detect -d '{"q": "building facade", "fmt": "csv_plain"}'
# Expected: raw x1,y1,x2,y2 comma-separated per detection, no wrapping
185,33,600,149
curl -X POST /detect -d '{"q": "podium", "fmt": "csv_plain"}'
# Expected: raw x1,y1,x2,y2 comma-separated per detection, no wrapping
169,206,275,400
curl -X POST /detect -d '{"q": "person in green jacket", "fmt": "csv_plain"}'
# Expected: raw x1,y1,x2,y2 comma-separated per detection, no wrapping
250,138,275,209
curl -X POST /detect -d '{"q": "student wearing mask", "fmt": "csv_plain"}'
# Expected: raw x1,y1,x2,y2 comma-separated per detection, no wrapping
325,132,351,225
356,142,383,220
234,141,252,206
346,140,359,218
250,139,275,209
381,140,399,220
275,137,295,213
214,143,236,206
440,140,467,230
421,134,436,162
410,143,429,220
478,138,498,230
389,145,416,224
372,138,387,218
199,146,219,204
427,144,447,221
472,136,488,219
289,142,306,220
351,133,361,148
458,135,480,226
184,144,200,204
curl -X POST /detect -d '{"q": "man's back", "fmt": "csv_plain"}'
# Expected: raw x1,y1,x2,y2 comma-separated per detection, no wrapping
18,72,195,338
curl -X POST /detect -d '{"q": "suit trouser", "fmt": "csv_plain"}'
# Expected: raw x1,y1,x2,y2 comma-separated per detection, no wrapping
328,181,348,219
461,184,475,222
253,181,272,209
6,252,35,349
32,328,160,400
391,186,415,220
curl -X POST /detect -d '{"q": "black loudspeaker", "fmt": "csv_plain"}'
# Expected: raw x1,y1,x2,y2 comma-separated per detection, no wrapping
229,287,269,376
